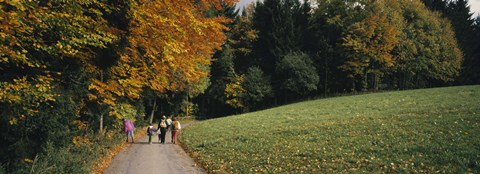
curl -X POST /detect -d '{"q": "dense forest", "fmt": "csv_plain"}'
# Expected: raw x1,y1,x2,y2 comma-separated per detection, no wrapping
0,0,479,173
200,0,479,116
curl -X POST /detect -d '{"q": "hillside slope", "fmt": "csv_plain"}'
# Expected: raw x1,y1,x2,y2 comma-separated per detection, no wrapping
181,85,480,173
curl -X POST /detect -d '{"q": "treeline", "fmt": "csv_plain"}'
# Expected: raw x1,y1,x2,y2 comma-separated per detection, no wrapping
0,0,234,173
197,0,480,117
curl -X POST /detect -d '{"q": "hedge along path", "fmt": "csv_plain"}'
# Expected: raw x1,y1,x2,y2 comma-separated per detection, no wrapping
103,123,204,174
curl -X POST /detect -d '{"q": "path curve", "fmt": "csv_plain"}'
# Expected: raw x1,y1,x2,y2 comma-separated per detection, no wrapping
104,126,204,174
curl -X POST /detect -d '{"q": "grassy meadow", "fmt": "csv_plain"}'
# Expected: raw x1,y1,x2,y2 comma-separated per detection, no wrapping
181,85,480,173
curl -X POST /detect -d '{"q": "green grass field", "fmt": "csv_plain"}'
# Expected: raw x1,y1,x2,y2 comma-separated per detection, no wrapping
181,85,480,173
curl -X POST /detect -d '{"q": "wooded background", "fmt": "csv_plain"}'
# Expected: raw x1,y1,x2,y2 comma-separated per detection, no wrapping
0,0,479,172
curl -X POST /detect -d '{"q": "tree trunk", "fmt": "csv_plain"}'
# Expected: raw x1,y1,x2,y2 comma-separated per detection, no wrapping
274,96,278,106
99,70,104,135
324,56,328,97
186,95,189,118
363,71,368,91
352,78,356,93
149,98,157,124
186,86,190,117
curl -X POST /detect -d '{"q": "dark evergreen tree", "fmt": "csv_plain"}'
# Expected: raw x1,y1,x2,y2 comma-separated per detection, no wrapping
421,0,448,12
466,17,480,84
195,2,240,117
295,1,313,51
252,0,308,74
275,52,319,102
252,0,313,104
449,0,479,84
309,0,367,94
230,6,258,74
203,46,238,117
242,66,273,111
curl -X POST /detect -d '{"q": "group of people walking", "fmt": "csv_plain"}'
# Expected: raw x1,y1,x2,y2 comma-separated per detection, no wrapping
156,116,181,144
124,116,182,144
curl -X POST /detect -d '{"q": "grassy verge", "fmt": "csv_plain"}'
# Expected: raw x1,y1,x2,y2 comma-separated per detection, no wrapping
181,85,480,173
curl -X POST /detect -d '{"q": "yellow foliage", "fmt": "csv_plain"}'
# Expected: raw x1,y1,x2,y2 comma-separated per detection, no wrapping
0,75,57,125
9,117,18,125
72,120,88,130
111,103,138,120
225,75,246,109
24,158,34,164
72,136,92,147
340,1,399,79
88,0,235,112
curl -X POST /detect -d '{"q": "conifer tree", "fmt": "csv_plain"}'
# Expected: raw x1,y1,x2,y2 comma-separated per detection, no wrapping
252,0,308,74
252,0,312,103
448,0,478,84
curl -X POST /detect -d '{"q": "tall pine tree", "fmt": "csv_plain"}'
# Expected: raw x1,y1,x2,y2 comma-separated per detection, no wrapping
252,0,312,103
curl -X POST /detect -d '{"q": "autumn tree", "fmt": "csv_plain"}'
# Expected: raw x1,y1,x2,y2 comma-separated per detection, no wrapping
310,0,462,91
89,0,235,119
224,74,246,111
394,0,463,89
339,0,400,91
421,0,478,84
0,0,118,171
1,0,237,172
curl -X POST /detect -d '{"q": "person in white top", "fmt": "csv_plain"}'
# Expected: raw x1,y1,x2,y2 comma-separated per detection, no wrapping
166,116,173,132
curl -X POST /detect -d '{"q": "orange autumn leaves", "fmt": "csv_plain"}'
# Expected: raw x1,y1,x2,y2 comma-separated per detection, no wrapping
89,0,237,114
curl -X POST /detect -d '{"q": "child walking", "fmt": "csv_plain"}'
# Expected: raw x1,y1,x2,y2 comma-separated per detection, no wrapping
171,118,181,144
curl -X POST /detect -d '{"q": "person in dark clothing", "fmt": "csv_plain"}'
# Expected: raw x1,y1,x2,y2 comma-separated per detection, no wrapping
157,116,168,144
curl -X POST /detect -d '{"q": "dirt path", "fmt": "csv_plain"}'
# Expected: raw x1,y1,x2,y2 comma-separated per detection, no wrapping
104,127,204,174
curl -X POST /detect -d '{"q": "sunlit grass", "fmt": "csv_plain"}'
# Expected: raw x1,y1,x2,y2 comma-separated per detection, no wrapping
181,85,480,173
